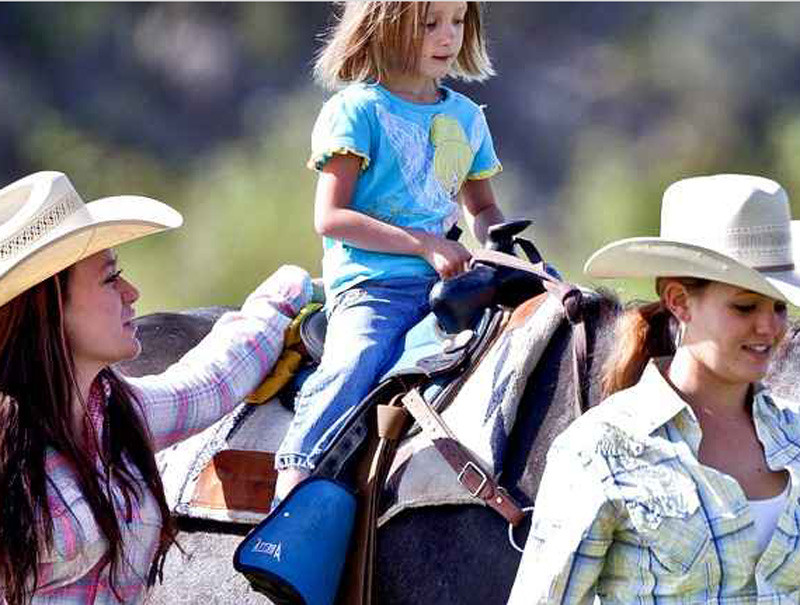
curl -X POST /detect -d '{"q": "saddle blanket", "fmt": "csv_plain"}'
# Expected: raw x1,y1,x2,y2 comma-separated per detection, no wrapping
156,401,291,524
379,294,566,525
156,293,568,525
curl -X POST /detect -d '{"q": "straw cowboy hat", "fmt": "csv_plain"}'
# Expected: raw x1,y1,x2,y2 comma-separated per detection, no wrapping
584,174,800,306
0,171,183,307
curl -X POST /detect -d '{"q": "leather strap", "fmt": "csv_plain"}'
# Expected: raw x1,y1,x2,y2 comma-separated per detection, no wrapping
400,388,525,526
377,404,409,440
546,279,591,413
338,394,411,605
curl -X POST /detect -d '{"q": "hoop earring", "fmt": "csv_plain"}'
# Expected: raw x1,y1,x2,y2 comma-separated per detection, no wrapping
674,321,686,349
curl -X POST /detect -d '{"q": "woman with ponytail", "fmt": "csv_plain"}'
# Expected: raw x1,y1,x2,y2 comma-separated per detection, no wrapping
509,174,800,604
0,172,311,604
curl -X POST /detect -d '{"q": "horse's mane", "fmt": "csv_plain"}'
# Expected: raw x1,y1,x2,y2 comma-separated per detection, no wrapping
576,286,623,404
766,318,800,401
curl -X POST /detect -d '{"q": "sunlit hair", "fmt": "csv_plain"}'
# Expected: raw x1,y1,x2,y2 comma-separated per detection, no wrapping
0,270,175,604
601,277,710,398
313,1,494,90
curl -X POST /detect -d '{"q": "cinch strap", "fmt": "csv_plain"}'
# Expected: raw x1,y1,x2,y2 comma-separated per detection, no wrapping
401,388,525,526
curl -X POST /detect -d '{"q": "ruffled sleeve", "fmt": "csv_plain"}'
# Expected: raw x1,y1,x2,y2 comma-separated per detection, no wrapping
307,89,372,172
125,264,312,451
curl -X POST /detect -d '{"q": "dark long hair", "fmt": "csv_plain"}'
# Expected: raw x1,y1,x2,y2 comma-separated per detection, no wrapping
601,277,710,398
0,270,175,604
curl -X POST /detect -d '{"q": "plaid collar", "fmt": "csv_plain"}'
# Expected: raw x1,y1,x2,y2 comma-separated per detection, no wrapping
83,375,109,455
621,359,781,461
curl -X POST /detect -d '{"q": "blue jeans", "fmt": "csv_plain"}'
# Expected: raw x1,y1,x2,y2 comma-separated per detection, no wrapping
275,276,435,473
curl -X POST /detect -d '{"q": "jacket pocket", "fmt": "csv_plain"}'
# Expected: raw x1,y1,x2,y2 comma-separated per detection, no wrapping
627,503,710,574
620,463,709,575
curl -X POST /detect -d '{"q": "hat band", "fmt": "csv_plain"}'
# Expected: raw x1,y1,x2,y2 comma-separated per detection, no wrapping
0,191,82,262
671,226,793,271
756,263,795,273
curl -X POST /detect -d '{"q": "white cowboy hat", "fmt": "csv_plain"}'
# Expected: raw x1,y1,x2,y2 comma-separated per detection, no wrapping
584,174,800,306
0,171,183,307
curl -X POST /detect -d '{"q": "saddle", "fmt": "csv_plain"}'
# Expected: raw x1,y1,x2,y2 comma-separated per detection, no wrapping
234,220,591,605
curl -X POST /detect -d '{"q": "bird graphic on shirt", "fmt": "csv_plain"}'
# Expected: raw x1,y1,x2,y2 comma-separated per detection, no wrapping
376,105,482,232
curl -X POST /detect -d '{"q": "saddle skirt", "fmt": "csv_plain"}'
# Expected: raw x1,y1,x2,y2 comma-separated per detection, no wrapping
379,293,567,525
157,401,293,524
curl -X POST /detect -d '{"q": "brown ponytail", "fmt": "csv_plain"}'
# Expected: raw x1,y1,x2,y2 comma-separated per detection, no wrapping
601,301,676,398
601,277,710,398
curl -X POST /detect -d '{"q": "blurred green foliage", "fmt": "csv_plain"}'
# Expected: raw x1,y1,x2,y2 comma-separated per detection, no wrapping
20,90,322,313
2,3,800,314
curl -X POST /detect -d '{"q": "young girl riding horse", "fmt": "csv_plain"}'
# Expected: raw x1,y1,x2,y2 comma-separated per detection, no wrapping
274,1,506,502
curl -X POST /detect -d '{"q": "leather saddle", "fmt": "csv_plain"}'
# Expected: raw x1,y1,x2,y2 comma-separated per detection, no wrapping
235,221,588,605
288,220,577,481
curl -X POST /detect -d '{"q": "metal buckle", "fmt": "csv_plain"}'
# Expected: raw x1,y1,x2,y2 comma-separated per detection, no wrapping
457,461,488,498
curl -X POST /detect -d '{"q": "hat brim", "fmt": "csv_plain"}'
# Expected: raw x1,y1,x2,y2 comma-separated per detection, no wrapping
584,235,800,307
0,195,182,307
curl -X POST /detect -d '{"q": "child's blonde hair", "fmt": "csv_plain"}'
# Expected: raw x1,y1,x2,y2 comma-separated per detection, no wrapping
314,2,494,90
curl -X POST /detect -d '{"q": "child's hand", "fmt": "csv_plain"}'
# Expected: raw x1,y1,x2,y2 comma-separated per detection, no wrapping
421,235,472,279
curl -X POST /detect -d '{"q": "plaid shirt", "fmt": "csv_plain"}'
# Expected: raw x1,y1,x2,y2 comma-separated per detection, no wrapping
508,360,800,605
24,265,311,604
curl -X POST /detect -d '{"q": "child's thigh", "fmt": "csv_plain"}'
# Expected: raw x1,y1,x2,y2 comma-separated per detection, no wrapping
325,278,432,348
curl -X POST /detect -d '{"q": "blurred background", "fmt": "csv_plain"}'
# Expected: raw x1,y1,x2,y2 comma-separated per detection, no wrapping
3,3,800,313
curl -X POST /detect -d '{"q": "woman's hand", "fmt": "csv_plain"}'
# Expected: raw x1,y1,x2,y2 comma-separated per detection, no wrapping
420,234,472,279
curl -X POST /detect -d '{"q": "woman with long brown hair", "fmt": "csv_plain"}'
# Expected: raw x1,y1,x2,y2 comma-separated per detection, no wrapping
509,174,800,603
0,171,312,604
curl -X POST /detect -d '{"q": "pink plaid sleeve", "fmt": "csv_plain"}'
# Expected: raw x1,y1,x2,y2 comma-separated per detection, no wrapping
125,265,312,451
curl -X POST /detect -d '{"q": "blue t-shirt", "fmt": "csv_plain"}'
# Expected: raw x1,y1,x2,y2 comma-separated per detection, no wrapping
308,82,502,297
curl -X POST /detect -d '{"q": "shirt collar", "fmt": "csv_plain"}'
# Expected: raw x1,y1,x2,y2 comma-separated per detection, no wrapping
627,359,779,456
627,358,697,439
84,375,109,449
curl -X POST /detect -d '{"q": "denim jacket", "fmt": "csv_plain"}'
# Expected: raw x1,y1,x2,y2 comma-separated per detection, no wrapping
508,359,800,605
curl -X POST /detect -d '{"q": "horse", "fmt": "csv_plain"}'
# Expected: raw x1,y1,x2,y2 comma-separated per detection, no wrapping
119,291,800,605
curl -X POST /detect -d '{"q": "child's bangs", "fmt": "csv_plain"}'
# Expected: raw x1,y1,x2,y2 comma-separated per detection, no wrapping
374,2,426,77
